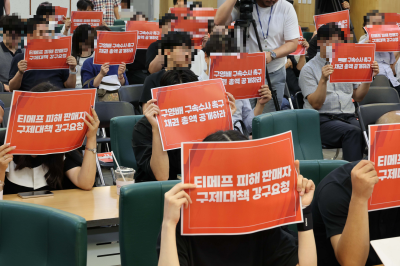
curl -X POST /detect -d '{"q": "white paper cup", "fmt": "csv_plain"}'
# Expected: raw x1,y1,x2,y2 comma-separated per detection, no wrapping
115,167,135,195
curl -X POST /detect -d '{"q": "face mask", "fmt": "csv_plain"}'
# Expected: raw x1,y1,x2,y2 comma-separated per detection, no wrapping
325,45,333,59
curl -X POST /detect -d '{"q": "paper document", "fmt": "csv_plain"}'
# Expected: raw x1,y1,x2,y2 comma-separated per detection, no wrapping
100,75,121,91
371,236,400,266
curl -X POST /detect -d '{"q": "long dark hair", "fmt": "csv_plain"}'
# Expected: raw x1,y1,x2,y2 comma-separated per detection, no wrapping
203,130,249,142
72,24,95,62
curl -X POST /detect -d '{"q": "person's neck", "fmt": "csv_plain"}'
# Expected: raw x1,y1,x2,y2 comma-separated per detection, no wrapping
256,0,273,8
3,41,17,53
81,50,91,57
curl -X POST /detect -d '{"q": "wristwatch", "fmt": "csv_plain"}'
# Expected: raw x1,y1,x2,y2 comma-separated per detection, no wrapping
270,51,277,61
69,68,77,75
85,147,96,154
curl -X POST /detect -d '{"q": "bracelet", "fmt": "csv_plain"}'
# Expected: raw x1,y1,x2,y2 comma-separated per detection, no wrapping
85,147,96,154
297,205,313,232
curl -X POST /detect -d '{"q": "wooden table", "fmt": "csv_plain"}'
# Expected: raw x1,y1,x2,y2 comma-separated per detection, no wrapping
3,186,119,228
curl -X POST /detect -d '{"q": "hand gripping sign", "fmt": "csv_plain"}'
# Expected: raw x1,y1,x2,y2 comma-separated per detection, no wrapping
126,21,161,49
54,6,68,24
364,25,400,52
181,131,302,235
209,52,266,100
70,11,103,33
329,43,376,83
314,10,351,38
5,89,96,155
290,26,306,56
94,31,138,65
24,36,72,71
151,79,233,151
368,123,400,211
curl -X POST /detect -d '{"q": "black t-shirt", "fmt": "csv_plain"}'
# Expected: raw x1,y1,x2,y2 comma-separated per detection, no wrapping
9,53,70,91
312,161,400,266
139,69,166,104
145,40,161,71
132,116,181,182
157,221,299,266
127,49,147,72
4,150,83,195
0,0,4,18
315,0,346,15
307,35,318,61
286,55,301,96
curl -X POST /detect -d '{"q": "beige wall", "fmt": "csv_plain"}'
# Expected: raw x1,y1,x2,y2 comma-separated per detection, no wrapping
294,0,316,33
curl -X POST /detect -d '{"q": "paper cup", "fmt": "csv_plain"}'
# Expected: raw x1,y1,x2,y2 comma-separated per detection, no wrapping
116,178,135,195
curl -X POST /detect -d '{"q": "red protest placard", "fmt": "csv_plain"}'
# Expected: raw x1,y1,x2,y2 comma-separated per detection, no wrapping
5,89,96,155
191,8,217,19
94,31,138,65
314,10,351,38
126,21,161,49
364,25,400,52
151,79,233,151
329,43,375,83
368,123,400,211
181,131,302,235
70,11,103,33
384,13,400,27
290,26,306,56
98,152,113,163
209,52,265,100
169,7,189,18
24,37,72,71
172,18,209,35
54,6,68,24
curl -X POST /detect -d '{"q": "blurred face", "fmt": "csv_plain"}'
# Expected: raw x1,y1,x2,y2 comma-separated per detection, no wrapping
212,25,229,36
257,0,279,8
165,45,192,69
175,0,186,8
161,21,173,35
30,23,54,40
318,34,344,59
136,14,147,21
3,31,22,48
367,14,384,25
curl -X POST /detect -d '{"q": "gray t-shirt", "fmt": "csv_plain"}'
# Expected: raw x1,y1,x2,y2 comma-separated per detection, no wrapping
0,41,22,85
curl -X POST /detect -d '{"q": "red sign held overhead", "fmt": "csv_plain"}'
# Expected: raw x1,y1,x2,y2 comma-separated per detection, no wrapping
368,123,400,211
191,8,217,19
151,79,233,151
5,89,96,155
329,43,375,83
209,52,266,100
384,13,400,27
181,131,302,235
169,7,189,18
70,11,103,33
24,36,72,71
94,31,138,65
126,21,161,49
290,26,306,56
172,18,209,35
364,25,400,52
54,6,68,24
314,10,351,38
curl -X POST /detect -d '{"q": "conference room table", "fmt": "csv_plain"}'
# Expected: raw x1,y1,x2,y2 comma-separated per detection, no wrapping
4,186,121,266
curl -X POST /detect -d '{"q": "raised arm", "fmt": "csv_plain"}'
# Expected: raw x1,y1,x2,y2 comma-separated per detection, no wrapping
214,0,236,26
4,0,10,15
9,60,27,92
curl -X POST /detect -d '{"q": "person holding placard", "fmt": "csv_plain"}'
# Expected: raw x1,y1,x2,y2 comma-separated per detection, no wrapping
299,23,379,162
312,111,400,266
0,82,100,195
173,0,187,8
8,18,78,92
72,25,95,88
62,0,100,36
157,131,317,266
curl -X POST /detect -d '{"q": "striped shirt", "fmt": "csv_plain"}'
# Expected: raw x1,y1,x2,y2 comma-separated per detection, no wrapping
93,0,120,26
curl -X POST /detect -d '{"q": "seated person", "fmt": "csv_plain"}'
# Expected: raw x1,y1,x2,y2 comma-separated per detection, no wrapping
146,13,177,74
132,69,236,182
140,31,194,111
0,82,99,195
8,17,77,92
286,39,309,97
126,12,150,85
62,0,99,36
360,12,400,94
36,2,56,22
81,26,128,91
312,111,400,266
0,15,23,92
71,24,95,88
158,132,317,266
189,1,202,10
173,0,187,8
299,23,379,162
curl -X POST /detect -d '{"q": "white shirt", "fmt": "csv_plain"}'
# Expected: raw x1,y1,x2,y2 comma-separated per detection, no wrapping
231,0,300,73
6,161,48,190
76,54,94,88
191,49,208,81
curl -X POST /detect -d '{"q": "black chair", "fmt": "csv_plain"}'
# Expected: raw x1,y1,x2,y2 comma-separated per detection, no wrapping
2,107,9,128
359,87,400,105
0,81,4,92
284,83,294,110
119,85,144,115
358,103,400,145
370,75,391,87
94,101,136,185
0,92,13,108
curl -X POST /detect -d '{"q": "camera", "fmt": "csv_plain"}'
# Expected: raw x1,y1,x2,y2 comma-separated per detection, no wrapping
236,0,254,21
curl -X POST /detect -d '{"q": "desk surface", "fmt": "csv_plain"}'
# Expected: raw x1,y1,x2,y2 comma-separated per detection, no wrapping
3,186,119,228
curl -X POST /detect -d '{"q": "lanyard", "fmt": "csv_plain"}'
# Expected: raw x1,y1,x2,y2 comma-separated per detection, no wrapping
255,4,273,40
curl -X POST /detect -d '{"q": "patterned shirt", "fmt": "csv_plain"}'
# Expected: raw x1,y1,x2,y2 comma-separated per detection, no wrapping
93,0,120,26
299,53,359,114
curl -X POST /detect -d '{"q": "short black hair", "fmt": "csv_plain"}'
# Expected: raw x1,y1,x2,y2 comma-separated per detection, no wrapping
0,15,23,34
160,69,198,86
317,22,345,41
161,31,193,53
173,0,187,5
203,130,249,142
189,1,202,10
26,16,48,35
36,2,55,17
30,82,61,92
203,33,238,56
130,12,148,21
77,0,94,11
159,13,177,27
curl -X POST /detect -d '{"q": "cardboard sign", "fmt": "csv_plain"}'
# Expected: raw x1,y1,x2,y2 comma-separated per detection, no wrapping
94,31,138,65
151,79,233,151
329,43,375,83
290,26,306,56
172,18,209,35
384,13,400,27
314,10,351,38
5,89,96,155
191,8,217,19
70,11,103,33
364,25,400,52
24,37,72,71
98,152,113,163
181,131,302,235
126,21,161,49
169,7,189,18
368,123,400,211
209,52,266,100
54,6,68,24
